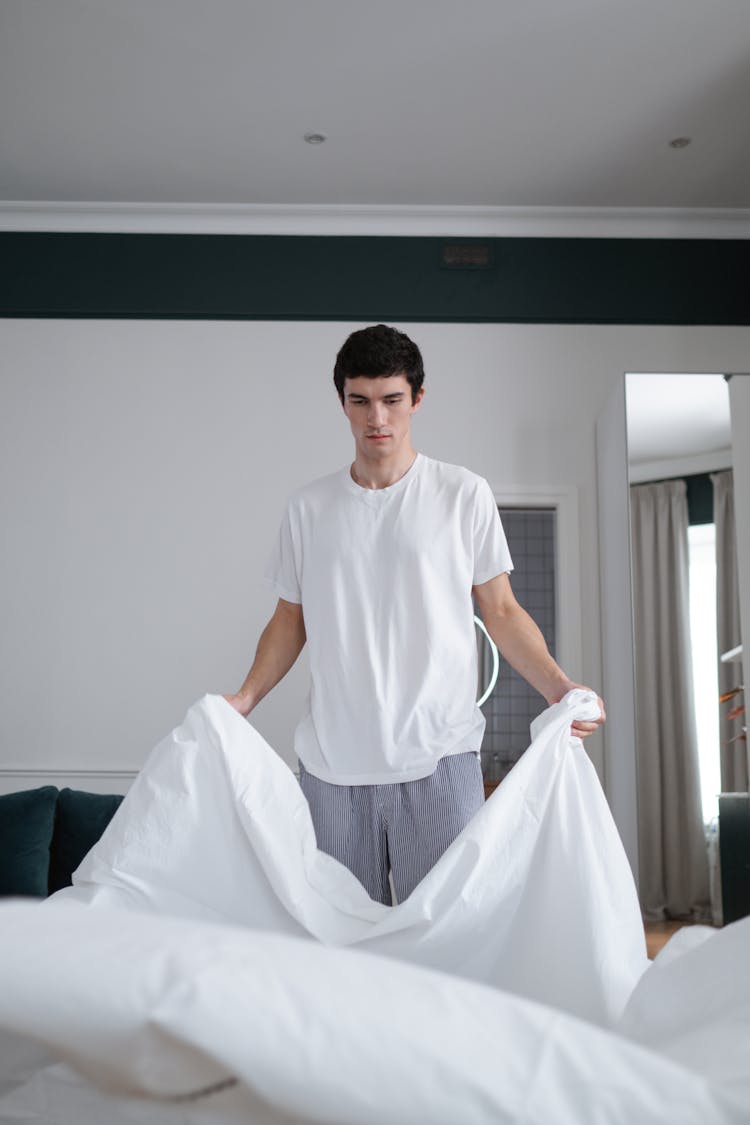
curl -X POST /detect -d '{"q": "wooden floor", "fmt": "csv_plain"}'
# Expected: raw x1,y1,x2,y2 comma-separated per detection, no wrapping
643,919,701,959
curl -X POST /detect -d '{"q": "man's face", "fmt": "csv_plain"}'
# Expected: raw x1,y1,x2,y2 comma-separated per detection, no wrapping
341,374,424,460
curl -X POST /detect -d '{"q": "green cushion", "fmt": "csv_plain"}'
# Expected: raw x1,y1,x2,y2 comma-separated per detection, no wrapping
0,786,59,897
48,788,124,895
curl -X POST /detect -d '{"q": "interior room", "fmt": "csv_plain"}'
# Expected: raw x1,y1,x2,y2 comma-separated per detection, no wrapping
1,2,750,1122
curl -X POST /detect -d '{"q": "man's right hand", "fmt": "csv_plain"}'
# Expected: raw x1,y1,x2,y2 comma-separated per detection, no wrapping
222,692,251,717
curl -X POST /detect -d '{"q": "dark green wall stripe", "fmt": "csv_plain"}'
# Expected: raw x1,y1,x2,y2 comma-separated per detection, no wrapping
687,473,715,525
2,232,750,323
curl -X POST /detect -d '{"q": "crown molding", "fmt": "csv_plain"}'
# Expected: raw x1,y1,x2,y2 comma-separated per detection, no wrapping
2,202,750,239
628,447,733,483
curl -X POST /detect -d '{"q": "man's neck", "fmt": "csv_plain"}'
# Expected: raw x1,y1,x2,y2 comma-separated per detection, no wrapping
350,445,418,490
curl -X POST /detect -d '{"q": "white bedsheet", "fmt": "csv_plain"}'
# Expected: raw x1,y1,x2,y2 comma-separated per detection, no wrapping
0,902,748,1124
1,689,748,1123
53,689,647,1026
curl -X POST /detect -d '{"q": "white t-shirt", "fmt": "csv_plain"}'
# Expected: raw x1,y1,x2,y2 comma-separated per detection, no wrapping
264,453,513,785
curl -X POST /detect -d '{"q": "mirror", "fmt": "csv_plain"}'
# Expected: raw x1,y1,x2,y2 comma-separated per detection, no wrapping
625,372,745,923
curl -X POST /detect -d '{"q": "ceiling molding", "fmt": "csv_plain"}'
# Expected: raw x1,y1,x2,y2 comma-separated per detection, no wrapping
3,202,750,239
629,448,733,483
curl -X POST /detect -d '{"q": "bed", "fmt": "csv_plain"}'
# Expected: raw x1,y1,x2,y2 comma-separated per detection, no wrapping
1,691,747,1123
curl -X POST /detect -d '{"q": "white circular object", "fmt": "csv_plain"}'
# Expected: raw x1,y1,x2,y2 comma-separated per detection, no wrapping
475,614,499,706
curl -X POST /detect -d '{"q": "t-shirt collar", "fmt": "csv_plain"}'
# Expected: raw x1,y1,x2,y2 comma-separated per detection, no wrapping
343,452,422,505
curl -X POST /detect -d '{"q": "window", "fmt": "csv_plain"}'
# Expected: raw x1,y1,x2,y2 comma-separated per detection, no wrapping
478,508,556,781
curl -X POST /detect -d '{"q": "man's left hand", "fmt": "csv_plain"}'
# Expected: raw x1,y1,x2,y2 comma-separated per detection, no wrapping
565,683,606,739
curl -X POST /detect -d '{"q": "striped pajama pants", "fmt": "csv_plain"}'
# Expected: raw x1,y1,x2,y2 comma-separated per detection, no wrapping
298,752,485,905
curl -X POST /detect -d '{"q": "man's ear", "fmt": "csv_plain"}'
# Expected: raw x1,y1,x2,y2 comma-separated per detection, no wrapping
411,386,425,412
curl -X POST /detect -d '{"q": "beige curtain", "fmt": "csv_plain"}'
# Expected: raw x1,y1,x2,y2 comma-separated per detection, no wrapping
711,470,748,793
630,480,710,920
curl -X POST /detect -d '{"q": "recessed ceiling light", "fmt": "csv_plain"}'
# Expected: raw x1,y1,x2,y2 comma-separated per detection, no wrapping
304,133,327,145
669,137,692,149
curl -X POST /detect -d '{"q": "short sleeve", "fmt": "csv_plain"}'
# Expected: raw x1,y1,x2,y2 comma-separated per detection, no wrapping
472,479,513,585
263,503,302,604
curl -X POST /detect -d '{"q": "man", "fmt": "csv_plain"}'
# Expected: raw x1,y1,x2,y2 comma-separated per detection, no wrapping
226,324,605,904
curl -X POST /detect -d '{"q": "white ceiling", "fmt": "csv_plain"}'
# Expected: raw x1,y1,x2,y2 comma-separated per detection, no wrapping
2,0,750,211
626,373,732,467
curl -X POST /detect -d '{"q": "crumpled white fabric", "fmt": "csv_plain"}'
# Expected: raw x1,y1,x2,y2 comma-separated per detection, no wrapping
53,689,647,1026
1,900,748,1125
1,689,749,1123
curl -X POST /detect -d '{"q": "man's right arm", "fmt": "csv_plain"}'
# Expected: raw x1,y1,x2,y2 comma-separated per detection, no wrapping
224,598,306,717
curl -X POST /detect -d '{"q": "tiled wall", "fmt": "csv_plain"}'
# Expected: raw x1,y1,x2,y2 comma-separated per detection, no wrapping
478,507,557,781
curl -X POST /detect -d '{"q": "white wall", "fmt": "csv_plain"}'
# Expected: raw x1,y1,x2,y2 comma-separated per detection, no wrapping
2,319,750,803
729,375,750,695
596,377,639,878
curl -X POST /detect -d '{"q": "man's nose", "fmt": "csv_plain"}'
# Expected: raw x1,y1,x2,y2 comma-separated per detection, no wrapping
368,401,387,426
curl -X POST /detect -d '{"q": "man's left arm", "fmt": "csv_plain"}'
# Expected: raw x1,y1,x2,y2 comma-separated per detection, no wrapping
473,572,605,739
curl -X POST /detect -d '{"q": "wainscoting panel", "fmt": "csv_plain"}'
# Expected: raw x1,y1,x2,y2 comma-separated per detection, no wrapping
0,768,137,796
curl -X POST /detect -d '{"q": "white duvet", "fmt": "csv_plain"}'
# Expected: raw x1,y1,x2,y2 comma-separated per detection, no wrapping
0,690,748,1123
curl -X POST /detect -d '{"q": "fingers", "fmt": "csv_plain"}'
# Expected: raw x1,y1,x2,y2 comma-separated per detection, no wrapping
569,692,606,739
570,720,602,739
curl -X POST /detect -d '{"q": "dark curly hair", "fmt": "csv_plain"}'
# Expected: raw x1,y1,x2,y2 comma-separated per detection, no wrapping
333,325,425,404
